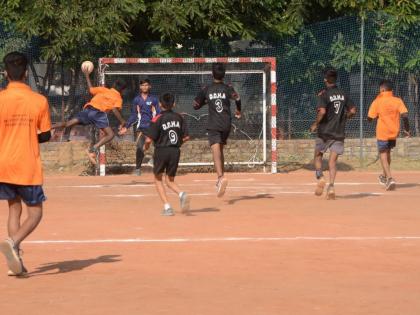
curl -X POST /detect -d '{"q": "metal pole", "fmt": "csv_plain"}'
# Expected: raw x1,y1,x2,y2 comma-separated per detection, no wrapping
359,16,365,167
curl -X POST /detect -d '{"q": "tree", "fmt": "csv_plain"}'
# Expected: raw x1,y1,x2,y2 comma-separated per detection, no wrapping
0,0,145,120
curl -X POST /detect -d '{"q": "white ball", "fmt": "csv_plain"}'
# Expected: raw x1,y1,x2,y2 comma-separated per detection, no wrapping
81,61,94,74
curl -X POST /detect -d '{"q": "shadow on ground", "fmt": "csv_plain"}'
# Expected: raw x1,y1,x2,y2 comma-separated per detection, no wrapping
25,255,122,277
227,194,274,205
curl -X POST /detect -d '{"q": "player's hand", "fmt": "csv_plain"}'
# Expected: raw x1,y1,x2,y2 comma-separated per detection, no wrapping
403,130,411,138
235,110,241,119
118,127,127,135
310,123,318,133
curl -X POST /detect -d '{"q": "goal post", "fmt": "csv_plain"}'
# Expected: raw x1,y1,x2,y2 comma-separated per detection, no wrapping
98,57,277,175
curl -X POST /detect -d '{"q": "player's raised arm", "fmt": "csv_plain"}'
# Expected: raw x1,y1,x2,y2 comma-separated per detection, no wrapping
193,86,207,110
228,84,241,118
84,71,93,90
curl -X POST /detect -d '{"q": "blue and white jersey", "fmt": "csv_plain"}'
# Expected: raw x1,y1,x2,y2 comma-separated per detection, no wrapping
125,94,160,130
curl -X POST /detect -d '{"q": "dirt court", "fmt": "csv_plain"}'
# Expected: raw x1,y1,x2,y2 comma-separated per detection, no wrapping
0,170,419,315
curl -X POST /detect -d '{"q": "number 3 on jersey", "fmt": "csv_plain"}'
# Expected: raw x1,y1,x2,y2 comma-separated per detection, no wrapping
333,101,341,114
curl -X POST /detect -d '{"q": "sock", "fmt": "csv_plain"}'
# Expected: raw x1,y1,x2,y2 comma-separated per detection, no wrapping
179,192,184,198
164,203,171,210
315,170,323,179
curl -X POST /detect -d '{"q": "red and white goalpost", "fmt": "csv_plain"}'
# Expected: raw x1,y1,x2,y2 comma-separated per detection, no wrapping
97,57,277,175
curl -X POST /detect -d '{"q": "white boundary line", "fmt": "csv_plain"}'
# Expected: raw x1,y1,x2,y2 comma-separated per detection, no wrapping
25,236,420,245
53,182,419,188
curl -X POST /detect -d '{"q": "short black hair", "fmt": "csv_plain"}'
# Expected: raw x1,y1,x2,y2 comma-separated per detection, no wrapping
212,63,225,80
323,68,338,84
380,79,393,91
4,51,28,81
140,79,151,85
159,93,175,110
112,79,126,93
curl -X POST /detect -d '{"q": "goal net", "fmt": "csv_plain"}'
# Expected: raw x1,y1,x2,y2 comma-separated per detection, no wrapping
98,57,277,175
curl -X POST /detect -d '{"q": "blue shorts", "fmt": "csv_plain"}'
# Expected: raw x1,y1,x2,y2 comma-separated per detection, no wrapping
75,107,109,129
377,140,396,152
0,183,46,206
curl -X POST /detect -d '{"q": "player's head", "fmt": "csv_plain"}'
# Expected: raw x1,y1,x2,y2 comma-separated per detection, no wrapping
3,51,28,82
139,79,151,94
159,93,175,110
379,79,393,92
112,79,126,93
323,68,338,85
212,63,226,81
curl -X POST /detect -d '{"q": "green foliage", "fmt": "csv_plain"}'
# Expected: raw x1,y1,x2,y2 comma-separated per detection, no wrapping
0,0,145,64
147,0,296,42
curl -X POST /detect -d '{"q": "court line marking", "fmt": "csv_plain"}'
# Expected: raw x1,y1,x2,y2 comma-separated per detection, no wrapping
25,236,420,245
52,182,419,188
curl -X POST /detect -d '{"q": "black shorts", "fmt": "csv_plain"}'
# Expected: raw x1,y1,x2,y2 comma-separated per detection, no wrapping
153,147,181,177
208,129,231,146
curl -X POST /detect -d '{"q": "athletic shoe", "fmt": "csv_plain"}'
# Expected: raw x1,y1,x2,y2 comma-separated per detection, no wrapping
132,168,141,176
85,149,97,165
161,207,175,216
378,174,387,186
0,238,23,275
386,178,396,191
216,177,228,198
8,260,28,277
315,176,326,196
326,184,336,200
179,192,190,213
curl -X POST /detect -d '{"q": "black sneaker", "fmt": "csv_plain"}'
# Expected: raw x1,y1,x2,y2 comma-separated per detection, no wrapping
386,178,396,191
378,174,387,186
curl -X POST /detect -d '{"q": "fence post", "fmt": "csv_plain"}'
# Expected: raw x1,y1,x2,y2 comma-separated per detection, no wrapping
359,16,365,168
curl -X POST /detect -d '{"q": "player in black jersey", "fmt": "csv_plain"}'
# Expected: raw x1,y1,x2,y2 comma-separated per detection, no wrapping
144,93,190,216
310,68,356,199
193,63,241,197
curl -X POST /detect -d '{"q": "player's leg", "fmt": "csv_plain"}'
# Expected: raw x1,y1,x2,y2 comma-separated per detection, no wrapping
211,143,224,178
135,132,146,175
86,127,114,165
153,149,174,216
8,197,22,237
378,141,396,190
0,185,24,274
164,149,190,213
10,204,43,247
326,151,338,199
325,141,343,200
314,138,326,196
93,127,114,149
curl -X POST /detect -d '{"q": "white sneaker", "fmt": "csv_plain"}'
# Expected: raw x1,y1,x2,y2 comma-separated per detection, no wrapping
179,192,190,213
216,177,228,198
0,238,23,275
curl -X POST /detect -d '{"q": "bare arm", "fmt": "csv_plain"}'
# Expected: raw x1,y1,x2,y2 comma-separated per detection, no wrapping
112,108,125,126
346,106,357,119
143,137,152,151
310,108,326,132
84,72,93,90
401,112,410,137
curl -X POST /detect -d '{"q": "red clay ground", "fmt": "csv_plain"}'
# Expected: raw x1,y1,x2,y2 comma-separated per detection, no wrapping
0,170,419,315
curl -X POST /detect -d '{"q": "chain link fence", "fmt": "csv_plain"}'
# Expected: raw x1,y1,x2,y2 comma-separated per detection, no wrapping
0,14,419,160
